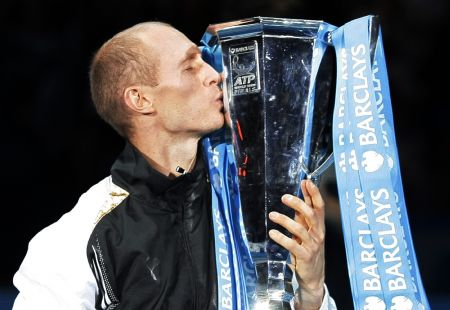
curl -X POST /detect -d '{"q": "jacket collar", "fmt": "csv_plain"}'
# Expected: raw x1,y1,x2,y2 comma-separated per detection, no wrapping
111,141,207,206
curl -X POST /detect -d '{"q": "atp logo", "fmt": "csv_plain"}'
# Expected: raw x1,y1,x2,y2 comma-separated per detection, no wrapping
364,296,386,310
229,42,260,95
231,55,256,87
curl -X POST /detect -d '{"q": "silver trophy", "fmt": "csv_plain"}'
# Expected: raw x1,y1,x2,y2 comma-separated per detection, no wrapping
203,17,335,309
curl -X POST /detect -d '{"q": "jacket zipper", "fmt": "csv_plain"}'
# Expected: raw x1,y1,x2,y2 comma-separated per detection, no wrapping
180,217,198,309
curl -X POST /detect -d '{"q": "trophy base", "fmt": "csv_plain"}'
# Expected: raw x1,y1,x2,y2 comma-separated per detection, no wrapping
251,299,292,310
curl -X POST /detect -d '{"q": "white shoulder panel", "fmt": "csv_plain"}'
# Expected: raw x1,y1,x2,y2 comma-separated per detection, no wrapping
13,176,129,310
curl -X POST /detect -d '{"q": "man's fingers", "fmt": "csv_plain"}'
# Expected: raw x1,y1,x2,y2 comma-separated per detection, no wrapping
301,180,312,206
304,180,325,211
269,212,312,245
268,229,306,259
294,212,308,231
281,194,318,229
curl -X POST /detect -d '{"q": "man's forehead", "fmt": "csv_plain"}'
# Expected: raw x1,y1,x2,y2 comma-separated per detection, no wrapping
149,25,189,41
146,27,196,51
158,37,199,60
183,45,201,58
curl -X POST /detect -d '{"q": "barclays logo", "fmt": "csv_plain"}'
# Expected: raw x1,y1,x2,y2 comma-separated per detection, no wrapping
361,151,384,173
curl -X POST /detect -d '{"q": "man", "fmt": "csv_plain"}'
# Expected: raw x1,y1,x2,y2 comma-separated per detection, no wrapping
13,21,336,309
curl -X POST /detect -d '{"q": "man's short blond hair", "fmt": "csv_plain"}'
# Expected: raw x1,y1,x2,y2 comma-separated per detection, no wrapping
89,22,170,137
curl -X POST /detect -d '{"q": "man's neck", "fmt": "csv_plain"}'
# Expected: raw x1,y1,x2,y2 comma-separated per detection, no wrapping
130,132,200,178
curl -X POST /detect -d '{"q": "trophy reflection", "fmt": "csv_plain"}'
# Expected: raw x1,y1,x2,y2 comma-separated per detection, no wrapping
203,17,335,309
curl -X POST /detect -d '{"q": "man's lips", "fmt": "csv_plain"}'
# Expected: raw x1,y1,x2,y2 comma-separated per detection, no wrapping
215,93,224,107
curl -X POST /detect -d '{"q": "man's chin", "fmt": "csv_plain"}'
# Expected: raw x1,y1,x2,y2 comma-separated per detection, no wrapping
200,119,226,137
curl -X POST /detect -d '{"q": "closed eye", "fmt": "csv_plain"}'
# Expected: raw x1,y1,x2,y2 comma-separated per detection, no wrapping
184,61,201,72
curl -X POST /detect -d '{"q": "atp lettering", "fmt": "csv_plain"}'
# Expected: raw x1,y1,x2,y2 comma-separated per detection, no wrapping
234,74,255,86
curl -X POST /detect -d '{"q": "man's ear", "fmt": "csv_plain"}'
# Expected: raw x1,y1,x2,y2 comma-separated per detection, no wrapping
123,86,155,114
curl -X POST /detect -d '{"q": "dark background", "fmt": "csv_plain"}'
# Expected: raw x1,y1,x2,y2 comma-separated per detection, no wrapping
1,0,449,309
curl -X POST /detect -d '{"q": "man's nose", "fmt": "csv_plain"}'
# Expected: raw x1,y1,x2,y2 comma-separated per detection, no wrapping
203,62,222,87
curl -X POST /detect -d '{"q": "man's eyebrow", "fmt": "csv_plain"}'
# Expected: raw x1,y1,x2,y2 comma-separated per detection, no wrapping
178,45,201,66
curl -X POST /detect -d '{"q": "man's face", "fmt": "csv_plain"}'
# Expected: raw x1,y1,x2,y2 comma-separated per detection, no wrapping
146,26,224,137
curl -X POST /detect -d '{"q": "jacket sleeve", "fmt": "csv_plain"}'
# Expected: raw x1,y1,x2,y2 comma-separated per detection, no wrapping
12,190,102,310
13,214,98,310
289,284,337,310
319,284,338,310
291,271,338,309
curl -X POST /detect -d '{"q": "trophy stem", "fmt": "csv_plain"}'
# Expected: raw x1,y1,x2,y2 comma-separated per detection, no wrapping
251,259,293,309
268,260,293,310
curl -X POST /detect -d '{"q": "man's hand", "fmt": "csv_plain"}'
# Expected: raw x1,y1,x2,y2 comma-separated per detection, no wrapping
268,179,326,310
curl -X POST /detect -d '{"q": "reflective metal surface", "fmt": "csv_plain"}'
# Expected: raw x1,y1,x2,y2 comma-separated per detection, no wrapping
204,17,335,309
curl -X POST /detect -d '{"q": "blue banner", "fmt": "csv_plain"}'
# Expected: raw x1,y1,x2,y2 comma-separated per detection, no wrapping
332,16,430,309
201,41,255,309
202,133,238,310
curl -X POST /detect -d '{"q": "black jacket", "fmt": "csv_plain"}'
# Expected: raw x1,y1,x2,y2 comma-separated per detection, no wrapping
13,141,335,309
86,142,217,309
